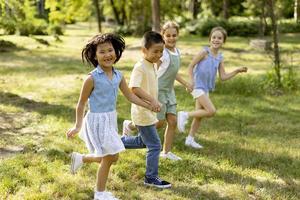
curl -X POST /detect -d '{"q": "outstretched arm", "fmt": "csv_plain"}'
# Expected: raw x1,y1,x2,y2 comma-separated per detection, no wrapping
175,73,193,92
218,61,248,81
119,77,153,111
66,75,94,139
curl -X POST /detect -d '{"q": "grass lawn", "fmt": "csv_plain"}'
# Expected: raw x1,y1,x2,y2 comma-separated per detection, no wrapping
0,22,299,200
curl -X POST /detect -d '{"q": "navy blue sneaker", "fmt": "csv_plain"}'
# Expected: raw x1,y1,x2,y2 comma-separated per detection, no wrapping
144,176,171,188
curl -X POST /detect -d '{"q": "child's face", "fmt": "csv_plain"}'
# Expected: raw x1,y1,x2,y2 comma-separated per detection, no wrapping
95,42,116,68
143,42,164,63
163,28,178,50
210,30,224,49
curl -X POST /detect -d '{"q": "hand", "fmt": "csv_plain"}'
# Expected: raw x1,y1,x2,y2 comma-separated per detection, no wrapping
237,67,248,73
186,83,193,93
150,100,161,113
66,126,80,139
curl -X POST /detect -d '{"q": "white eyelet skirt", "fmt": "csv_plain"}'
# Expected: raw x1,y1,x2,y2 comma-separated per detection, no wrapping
79,110,125,157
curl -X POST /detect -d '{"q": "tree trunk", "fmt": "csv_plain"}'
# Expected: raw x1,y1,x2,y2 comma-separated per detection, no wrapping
295,0,300,23
190,0,199,20
223,0,229,20
110,0,122,25
93,0,102,32
151,0,160,32
120,0,127,25
259,0,267,37
267,0,282,87
37,0,45,17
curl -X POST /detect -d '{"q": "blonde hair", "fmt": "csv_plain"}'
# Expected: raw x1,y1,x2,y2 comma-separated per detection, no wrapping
209,26,227,43
161,21,180,35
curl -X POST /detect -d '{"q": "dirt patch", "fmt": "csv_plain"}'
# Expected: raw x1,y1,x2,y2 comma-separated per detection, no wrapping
0,146,24,159
0,112,42,158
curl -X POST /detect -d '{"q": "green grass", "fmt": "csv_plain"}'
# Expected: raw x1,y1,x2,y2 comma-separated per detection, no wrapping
0,22,299,200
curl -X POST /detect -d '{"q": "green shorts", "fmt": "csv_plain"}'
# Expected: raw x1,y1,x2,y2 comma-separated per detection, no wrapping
157,90,177,120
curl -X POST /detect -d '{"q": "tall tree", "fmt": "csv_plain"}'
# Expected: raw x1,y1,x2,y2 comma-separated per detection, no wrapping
267,0,282,87
223,0,229,19
93,0,102,32
189,0,200,19
37,0,45,17
151,0,160,32
295,0,300,23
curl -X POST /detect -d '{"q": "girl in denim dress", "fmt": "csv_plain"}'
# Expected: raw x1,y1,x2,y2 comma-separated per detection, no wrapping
66,33,152,200
177,27,248,149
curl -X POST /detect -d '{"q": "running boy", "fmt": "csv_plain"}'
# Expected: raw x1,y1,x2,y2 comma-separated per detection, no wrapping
121,31,171,188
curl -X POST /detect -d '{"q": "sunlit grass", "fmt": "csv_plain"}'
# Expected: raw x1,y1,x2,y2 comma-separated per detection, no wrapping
0,22,299,200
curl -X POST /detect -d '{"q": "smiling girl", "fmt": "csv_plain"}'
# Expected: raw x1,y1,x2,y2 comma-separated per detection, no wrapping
177,26,248,149
66,33,152,200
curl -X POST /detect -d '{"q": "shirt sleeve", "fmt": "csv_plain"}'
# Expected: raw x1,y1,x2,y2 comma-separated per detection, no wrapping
129,64,144,88
157,49,170,78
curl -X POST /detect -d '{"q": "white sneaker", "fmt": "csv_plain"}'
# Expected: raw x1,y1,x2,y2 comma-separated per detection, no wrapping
177,111,189,133
94,191,119,200
160,152,182,161
185,138,203,149
70,152,83,174
122,120,134,136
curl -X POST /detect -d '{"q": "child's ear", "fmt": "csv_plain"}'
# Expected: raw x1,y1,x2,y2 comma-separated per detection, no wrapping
141,47,147,54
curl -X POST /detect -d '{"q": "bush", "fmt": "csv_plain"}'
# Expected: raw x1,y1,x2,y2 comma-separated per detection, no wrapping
47,24,64,35
278,19,300,33
18,19,48,36
0,19,17,35
114,25,135,36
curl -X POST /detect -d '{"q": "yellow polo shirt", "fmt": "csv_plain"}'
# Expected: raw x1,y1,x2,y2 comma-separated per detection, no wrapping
129,58,158,126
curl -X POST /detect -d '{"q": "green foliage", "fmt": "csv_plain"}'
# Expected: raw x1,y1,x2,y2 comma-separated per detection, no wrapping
184,17,300,37
279,19,300,33
18,18,48,36
185,17,264,37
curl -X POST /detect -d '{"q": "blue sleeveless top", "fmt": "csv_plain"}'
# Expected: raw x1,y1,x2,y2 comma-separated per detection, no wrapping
193,46,223,92
88,66,122,113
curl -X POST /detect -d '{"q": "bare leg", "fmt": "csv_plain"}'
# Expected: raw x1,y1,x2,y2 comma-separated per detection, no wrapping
188,95,216,137
162,114,177,153
96,154,119,192
188,94,216,118
82,156,102,163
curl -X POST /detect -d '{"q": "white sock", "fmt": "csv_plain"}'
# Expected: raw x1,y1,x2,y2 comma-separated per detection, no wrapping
187,135,194,140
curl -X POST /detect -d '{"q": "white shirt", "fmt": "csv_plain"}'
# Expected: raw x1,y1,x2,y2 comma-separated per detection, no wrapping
157,48,180,78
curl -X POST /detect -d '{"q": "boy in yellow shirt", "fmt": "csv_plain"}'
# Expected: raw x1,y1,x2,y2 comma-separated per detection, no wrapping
121,31,171,188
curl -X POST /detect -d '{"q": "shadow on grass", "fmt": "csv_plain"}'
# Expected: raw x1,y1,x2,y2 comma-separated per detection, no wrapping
0,50,87,76
187,138,299,180
171,185,234,200
0,91,74,120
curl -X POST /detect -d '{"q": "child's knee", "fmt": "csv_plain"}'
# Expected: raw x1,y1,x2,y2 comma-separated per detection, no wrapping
207,108,216,117
167,118,177,128
105,154,119,164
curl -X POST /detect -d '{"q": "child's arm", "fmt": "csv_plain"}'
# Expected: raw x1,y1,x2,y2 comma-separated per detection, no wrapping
131,87,161,112
119,77,155,112
218,61,248,81
66,75,94,139
175,73,193,92
188,50,207,87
